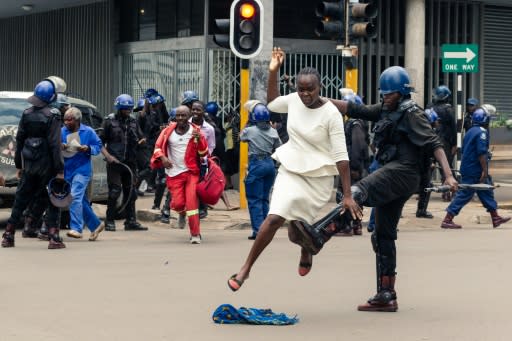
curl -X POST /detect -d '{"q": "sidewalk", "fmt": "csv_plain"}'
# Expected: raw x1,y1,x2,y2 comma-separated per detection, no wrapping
131,188,512,232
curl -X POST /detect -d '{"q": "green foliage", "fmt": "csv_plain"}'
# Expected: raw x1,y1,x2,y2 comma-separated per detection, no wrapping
489,112,512,129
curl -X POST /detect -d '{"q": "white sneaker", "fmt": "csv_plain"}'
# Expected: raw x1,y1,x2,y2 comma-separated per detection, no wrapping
67,230,83,239
89,222,105,241
190,235,201,244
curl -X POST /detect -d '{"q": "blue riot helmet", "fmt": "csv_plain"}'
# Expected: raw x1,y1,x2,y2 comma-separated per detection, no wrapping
114,94,134,111
472,108,489,126
181,90,199,105
48,178,73,208
168,107,177,122
379,66,414,96
205,101,219,117
148,94,165,105
425,108,439,123
467,98,479,107
249,103,270,123
432,85,452,102
134,97,145,111
28,80,57,107
144,88,158,99
343,94,363,105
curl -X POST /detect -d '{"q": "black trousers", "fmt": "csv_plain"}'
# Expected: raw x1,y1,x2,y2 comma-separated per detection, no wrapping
9,171,58,228
356,160,420,277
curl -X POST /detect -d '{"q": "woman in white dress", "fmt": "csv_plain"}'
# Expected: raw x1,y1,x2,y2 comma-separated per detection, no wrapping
228,47,362,291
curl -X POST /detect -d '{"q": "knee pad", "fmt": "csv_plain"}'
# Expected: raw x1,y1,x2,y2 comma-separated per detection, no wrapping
336,185,367,207
351,185,367,206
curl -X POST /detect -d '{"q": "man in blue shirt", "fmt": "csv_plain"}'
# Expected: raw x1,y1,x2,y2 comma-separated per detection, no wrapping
61,107,105,240
442,108,510,229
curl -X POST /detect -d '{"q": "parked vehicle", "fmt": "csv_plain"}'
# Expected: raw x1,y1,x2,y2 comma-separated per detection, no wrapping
0,91,108,206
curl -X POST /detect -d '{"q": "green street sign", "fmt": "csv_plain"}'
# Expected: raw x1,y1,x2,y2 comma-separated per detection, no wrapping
442,44,478,73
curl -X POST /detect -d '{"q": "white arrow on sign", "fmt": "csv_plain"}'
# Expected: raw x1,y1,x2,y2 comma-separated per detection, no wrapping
443,47,476,63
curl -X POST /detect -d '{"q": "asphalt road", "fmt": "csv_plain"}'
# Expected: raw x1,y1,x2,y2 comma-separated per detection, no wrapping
0,191,512,341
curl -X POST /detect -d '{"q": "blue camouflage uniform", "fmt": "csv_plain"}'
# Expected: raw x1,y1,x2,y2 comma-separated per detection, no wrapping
446,125,496,215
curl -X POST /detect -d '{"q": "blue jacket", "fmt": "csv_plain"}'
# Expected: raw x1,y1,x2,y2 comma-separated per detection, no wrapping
460,125,489,177
61,124,102,180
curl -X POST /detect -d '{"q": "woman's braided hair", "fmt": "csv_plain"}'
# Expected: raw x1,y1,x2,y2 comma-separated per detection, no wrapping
297,67,322,86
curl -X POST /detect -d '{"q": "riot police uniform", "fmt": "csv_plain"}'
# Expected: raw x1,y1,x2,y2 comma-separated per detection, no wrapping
441,108,510,229
296,67,453,312
136,94,168,194
430,86,457,202
2,79,66,249
100,97,147,231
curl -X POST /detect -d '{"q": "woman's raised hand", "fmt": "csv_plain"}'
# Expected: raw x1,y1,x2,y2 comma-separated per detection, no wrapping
269,47,285,72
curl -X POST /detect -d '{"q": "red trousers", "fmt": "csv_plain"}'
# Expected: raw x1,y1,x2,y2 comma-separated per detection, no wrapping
166,171,200,236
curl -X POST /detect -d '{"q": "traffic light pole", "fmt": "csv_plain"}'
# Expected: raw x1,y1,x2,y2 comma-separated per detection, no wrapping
342,0,358,94
239,59,250,209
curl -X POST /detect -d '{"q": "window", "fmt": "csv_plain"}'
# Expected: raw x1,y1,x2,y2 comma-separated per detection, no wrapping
117,0,204,42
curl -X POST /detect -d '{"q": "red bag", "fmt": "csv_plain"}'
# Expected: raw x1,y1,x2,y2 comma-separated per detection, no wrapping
196,157,225,205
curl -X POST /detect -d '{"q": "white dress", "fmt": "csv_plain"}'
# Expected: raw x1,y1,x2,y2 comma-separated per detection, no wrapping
267,93,349,224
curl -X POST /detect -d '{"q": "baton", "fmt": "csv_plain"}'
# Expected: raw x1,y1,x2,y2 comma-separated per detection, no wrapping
425,183,498,193
116,162,134,214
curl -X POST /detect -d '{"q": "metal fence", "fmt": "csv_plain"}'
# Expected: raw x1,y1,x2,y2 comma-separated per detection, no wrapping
207,49,345,123
119,49,204,108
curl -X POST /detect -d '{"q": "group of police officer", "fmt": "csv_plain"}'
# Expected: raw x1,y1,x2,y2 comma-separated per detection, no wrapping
2,66,509,314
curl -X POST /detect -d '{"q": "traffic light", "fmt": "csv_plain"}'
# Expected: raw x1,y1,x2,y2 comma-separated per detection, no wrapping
213,18,230,49
229,0,264,59
348,2,377,39
315,1,344,39
315,1,377,40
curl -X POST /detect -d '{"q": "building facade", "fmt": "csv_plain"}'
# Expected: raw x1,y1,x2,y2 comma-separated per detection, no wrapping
0,0,511,120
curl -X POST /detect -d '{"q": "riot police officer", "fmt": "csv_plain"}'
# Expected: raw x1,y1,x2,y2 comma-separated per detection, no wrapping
136,92,168,194
430,85,457,201
415,109,438,219
441,108,510,229
2,78,67,249
100,94,148,231
299,66,458,312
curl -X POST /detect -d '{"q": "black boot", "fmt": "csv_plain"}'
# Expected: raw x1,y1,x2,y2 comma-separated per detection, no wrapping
160,208,170,224
124,219,148,231
105,220,116,231
22,216,39,238
292,205,349,255
38,223,49,241
416,191,433,218
2,223,16,247
48,227,66,249
358,275,398,312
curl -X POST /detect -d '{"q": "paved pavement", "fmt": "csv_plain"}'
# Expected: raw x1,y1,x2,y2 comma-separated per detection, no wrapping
1,189,512,340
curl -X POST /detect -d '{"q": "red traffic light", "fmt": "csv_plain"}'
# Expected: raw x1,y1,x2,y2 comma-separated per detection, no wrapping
240,3,255,19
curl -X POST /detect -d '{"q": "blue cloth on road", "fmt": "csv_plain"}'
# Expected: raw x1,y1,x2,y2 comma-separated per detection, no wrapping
212,304,298,325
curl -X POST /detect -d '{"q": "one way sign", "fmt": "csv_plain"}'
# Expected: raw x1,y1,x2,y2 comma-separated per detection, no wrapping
442,44,479,73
